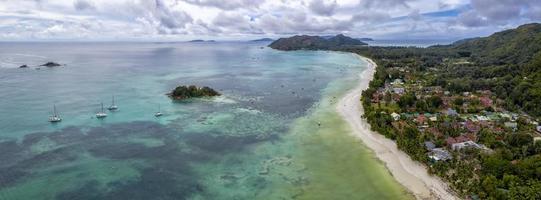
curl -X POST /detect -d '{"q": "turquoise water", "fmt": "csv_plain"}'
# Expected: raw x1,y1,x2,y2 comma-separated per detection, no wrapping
0,42,412,199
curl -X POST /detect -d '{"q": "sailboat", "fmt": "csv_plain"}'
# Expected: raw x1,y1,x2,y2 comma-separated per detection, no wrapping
155,104,163,117
107,95,118,111
96,102,108,118
48,104,62,123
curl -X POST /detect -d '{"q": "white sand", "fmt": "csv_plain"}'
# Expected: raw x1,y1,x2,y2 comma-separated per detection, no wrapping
337,56,460,200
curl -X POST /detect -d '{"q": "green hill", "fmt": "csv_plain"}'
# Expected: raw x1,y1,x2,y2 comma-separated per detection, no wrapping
444,23,541,65
269,34,367,51
434,23,541,117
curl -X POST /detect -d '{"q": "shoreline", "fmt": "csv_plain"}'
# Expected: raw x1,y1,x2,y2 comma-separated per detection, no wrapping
337,56,459,200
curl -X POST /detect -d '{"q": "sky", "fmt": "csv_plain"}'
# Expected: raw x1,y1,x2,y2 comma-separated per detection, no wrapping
0,0,540,41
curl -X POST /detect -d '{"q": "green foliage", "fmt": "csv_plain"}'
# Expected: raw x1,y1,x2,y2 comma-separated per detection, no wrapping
506,133,533,148
169,85,220,100
397,93,416,109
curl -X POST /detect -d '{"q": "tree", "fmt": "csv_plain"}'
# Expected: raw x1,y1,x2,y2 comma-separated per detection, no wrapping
506,133,533,147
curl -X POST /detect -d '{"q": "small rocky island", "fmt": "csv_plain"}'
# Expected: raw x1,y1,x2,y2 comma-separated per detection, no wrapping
168,85,220,100
269,34,367,51
40,62,62,67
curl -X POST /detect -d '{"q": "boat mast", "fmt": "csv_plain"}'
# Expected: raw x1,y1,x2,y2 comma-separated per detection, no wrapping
101,102,104,112
53,104,58,117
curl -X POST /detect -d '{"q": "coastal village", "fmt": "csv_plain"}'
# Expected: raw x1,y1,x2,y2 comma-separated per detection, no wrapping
368,69,541,163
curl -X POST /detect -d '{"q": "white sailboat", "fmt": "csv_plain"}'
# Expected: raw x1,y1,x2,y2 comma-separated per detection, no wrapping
96,102,108,118
48,104,62,123
107,95,118,111
155,104,163,117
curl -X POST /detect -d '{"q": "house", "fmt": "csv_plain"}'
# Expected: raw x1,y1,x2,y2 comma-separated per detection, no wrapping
476,115,490,122
429,116,438,122
446,108,458,116
452,141,484,151
537,126,541,133
487,113,501,121
480,97,493,107
447,135,470,147
446,137,457,147
393,87,405,94
425,127,443,138
505,122,518,131
391,79,404,85
464,121,481,133
424,141,436,150
416,114,427,125
500,113,512,120
423,86,443,94
391,112,401,121
428,148,452,161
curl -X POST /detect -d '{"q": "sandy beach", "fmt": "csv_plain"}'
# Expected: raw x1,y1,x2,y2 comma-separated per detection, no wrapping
337,56,460,200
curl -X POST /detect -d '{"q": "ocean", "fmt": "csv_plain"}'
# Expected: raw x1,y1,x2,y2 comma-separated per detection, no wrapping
0,41,412,199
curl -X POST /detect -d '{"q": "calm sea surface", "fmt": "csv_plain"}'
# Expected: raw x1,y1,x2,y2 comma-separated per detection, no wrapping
0,42,412,199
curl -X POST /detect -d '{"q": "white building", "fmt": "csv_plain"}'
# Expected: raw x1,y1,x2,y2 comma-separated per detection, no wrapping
391,112,401,121
451,141,487,151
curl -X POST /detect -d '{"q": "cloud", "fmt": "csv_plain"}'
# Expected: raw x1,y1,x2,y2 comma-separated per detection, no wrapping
360,0,413,9
0,0,539,40
308,0,338,16
180,0,265,10
457,0,541,27
73,0,96,11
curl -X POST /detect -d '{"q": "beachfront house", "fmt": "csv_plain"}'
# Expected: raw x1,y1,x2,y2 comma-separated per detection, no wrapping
428,148,452,161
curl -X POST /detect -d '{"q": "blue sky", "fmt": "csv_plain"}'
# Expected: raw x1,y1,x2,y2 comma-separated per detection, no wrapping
0,0,539,41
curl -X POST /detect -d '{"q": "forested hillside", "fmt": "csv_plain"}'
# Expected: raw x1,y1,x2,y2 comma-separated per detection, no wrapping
433,23,541,117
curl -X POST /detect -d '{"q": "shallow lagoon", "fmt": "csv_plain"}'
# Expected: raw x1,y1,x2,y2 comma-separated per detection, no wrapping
0,42,412,199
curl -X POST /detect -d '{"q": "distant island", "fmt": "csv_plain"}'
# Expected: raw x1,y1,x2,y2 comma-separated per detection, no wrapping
251,38,274,42
40,62,62,67
268,34,367,51
19,62,62,68
168,85,220,100
358,38,374,41
189,40,216,43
